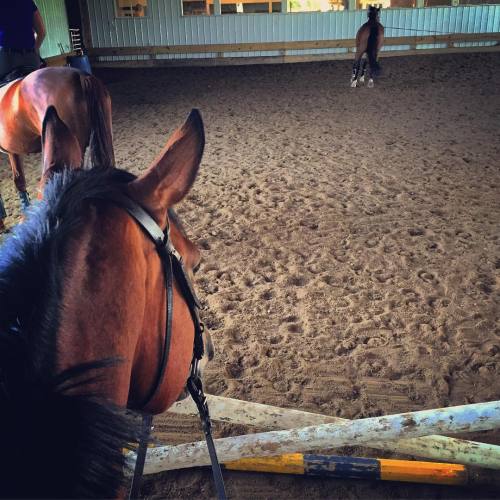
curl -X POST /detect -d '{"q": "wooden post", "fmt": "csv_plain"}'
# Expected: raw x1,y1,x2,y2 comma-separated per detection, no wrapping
147,400,500,474
78,0,92,50
168,395,500,469
348,0,356,10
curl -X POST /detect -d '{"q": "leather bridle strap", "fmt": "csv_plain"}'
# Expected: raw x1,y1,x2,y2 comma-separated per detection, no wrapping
187,362,227,499
96,192,173,411
101,192,196,407
128,414,153,500
90,192,226,500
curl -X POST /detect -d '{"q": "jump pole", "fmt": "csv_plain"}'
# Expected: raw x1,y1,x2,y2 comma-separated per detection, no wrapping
168,395,500,469
224,453,476,486
143,400,500,474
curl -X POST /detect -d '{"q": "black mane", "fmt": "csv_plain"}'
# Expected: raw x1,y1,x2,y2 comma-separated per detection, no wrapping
368,5,379,20
0,167,143,498
0,167,136,375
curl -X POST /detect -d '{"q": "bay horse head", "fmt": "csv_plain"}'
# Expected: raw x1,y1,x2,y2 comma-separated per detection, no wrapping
0,107,212,497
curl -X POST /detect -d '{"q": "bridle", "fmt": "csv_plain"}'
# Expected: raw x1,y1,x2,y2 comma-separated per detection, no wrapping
97,191,227,500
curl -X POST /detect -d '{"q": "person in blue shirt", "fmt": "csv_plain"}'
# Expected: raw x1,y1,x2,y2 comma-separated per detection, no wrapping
0,0,46,81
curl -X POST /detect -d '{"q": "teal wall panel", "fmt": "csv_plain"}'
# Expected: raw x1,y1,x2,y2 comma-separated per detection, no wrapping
85,1,500,61
36,0,71,58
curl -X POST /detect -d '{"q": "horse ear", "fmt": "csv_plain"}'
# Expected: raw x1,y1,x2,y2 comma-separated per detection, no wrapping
41,106,83,177
127,109,204,227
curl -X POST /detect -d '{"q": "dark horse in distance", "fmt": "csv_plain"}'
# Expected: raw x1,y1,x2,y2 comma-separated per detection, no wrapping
351,6,385,88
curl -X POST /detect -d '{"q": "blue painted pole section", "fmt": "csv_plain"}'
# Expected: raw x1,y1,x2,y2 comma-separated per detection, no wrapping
304,454,380,480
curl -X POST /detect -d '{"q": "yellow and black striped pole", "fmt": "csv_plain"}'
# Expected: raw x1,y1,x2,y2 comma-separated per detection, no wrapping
224,454,470,486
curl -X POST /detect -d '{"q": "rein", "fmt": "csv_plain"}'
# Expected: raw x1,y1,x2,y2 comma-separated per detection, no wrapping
93,192,226,500
383,26,452,34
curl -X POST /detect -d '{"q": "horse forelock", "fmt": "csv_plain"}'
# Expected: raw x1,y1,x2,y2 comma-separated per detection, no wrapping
0,168,137,368
0,187,61,375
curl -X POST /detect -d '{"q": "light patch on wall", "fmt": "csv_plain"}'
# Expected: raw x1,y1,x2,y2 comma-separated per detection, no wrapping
182,0,210,15
116,0,148,17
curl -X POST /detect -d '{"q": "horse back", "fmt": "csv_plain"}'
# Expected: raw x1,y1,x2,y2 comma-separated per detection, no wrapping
22,68,89,134
0,67,114,169
28,67,114,167
355,20,384,56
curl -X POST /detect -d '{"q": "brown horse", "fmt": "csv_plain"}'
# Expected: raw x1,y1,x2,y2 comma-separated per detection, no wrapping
0,66,115,231
0,108,213,497
351,6,385,88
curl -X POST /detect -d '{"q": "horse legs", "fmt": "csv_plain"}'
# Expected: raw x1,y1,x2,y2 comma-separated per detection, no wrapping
351,58,362,87
359,59,368,84
367,54,379,88
366,61,374,88
8,153,30,211
0,194,6,233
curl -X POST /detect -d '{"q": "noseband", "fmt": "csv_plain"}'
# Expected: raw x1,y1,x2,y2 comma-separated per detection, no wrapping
95,191,226,500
